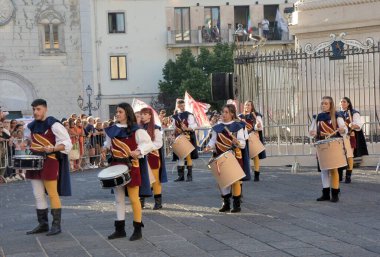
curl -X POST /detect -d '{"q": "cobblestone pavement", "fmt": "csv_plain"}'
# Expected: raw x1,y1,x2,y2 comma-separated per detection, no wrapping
1,160,380,257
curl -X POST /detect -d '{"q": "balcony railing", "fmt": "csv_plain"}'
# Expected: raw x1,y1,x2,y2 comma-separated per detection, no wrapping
167,27,294,46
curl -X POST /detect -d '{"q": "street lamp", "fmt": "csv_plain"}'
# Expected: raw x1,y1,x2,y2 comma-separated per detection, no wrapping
77,85,101,116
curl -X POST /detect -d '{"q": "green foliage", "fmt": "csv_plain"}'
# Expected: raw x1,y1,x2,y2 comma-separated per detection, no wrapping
158,43,236,112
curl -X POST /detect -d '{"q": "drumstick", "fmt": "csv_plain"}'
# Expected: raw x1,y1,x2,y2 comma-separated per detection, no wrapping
224,126,241,147
325,129,340,139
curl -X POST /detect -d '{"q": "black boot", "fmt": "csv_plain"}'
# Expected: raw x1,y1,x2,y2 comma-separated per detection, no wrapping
26,209,49,235
345,170,352,184
231,195,241,213
46,208,61,236
174,166,185,182
108,220,126,240
186,166,193,182
153,194,162,210
254,171,260,182
331,188,339,203
129,221,144,241
140,197,145,209
316,188,330,201
219,194,231,212
338,168,343,182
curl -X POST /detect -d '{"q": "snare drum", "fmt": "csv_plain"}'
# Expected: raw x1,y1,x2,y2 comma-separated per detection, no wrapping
343,135,354,158
12,155,44,170
208,150,246,189
248,132,265,158
171,134,195,160
314,138,347,170
98,165,131,188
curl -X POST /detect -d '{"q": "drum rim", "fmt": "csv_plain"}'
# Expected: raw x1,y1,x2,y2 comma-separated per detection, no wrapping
12,155,44,159
211,150,233,162
315,138,343,145
98,165,130,179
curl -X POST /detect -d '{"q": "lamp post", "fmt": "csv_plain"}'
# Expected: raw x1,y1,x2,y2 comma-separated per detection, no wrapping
77,85,101,116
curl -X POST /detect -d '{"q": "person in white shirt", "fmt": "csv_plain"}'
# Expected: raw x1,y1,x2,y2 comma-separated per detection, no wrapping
25,99,72,236
338,97,368,183
309,96,347,203
171,99,198,182
102,102,155,241
261,18,270,39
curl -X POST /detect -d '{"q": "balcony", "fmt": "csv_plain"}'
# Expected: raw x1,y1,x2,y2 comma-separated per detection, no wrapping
167,27,294,48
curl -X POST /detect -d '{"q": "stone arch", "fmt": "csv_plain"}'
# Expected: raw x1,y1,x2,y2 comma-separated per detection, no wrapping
0,69,37,115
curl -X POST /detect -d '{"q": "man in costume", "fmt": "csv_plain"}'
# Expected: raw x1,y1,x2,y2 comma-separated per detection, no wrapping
172,99,198,182
26,99,72,236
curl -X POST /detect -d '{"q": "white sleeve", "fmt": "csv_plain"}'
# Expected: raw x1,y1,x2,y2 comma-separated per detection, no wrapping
152,128,163,150
51,122,72,154
135,129,155,156
103,134,112,149
188,114,197,130
207,130,217,149
309,119,317,134
24,127,31,140
337,117,348,136
237,128,246,149
352,113,363,131
254,116,263,131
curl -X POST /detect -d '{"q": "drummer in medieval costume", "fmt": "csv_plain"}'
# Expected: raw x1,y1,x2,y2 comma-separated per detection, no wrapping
309,96,347,203
239,100,266,182
102,103,155,241
139,107,168,210
172,99,198,182
205,104,251,213
338,97,368,183
25,99,72,236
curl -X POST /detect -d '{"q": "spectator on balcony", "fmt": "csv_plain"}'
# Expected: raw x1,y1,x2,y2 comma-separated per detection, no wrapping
211,26,221,42
261,18,270,39
202,26,211,42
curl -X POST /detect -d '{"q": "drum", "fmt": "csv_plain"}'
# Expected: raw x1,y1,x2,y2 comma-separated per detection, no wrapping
314,138,347,170
97,165,131,188
11,155,44,170
343,135,354,158
248,132,265,158
171,134,195,160
208,150,246,189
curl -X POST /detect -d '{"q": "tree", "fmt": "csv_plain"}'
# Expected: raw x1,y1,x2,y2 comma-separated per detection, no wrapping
158,43,236,112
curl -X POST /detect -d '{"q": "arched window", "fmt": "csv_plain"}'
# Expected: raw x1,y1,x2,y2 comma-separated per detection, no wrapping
37,9,65,54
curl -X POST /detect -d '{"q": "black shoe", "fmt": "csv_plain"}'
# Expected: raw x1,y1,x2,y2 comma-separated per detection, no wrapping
186,166,193,182
219,194,231,212
316,188,330,201
231,195,241,213
338,168,343,182
174,166,185,182
108,220,126,240
26,209,49,235
345,170,352,184
331,188,339,203
46,209,61,236
254,171,260,182
153,194,162,210
140,197,145,209
129,221,144,241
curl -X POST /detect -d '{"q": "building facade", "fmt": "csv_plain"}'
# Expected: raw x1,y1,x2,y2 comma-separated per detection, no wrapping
0,0,83,118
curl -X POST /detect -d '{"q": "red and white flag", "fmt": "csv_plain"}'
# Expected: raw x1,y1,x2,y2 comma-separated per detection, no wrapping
184,91,211,127
131,98,161,126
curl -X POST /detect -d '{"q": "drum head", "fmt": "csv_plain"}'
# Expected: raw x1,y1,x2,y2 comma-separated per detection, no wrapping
98,165,129,179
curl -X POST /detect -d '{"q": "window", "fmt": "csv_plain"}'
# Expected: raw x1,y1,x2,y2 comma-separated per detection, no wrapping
174,7,190,43
203,7,220,42
37,9,65,54
110,56,127,80
108,12,125,33
109,105,117,119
